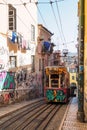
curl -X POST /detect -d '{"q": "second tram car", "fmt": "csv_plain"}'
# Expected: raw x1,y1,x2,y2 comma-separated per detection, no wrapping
44,66,70,103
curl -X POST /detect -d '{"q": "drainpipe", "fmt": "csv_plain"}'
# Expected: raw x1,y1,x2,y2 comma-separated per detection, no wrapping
77,0,84,122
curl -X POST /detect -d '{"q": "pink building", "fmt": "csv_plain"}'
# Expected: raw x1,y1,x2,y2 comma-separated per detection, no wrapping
34,24,54,96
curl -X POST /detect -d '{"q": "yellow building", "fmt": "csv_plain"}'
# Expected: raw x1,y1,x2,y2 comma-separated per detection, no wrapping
69,63,77,87
69,63,78,97
70,73,77,87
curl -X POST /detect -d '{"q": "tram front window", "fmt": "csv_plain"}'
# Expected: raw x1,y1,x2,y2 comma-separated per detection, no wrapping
50,74,59,88
51,74,59,79
51,79,58,87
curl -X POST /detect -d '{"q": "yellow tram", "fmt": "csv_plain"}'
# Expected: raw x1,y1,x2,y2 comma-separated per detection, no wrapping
44,66,70,103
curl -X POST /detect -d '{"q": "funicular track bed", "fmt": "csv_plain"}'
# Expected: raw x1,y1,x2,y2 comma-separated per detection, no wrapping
0,101,68,130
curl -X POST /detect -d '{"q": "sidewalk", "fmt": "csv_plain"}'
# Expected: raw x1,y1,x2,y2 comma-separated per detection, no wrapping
59,97,87,130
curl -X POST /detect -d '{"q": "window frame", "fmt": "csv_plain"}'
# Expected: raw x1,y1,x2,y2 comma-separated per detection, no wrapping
31,55,35,72
8,4,16,31
9,56,17,68
39,59,41,71
31,24,35,41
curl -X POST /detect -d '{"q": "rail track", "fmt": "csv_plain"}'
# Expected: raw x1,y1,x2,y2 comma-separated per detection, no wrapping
0,100,68,130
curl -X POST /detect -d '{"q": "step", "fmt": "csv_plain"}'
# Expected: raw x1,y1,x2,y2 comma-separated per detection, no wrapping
65,115,77,120
62,126,87,130
63,121,87,127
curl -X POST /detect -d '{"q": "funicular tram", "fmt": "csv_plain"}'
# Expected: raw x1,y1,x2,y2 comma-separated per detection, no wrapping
44,66,70,103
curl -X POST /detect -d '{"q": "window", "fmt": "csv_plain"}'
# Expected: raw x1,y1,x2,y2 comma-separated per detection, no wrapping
31,55,35,72
72,76,75,80
10,56,16,68
39,59,41,71
69,68,77,73
51,74,59,88
8,5,16,31
51,79,58,88
31,24,35,41
42,58,44,72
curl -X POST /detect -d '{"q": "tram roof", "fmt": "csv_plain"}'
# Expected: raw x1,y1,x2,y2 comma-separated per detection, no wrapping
45,66,68,75
45,66,67,69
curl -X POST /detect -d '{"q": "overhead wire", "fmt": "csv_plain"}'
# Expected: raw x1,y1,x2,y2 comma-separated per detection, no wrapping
2,0,65,38
1,0,77,53
56,41,74,46
35,2,47,27
20,0,37,24
0,0,64,5
2,0,68,49
2,0,7,4
1,0,30,5
36,0,64,5
1,0,32,37
49,0,64,43
2,0,65,33
16,14,31,32
2,0,37,35
55,1,66,45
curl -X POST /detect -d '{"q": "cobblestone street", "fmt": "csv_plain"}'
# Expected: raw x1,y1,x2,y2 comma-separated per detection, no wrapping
59,97,87,130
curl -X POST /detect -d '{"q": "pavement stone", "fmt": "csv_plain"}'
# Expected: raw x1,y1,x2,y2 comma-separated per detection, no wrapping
59,97,87,130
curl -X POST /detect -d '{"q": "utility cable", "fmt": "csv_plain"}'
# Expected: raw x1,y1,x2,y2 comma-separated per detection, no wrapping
37,0,64,4
20,0,37,24
16,14,31,32
1,0,34,37
49,0,63,43
0,0,64,6
35,2,48,27
2,0,7,4
0,16,32,37
55,1,66,45
56,41,74,46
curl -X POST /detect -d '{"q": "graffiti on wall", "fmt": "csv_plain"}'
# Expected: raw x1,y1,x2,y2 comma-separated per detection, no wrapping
16,70,27,84
0,72,15,90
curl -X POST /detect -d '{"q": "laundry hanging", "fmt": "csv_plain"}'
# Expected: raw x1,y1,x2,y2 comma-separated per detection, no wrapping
42,41,50,52
11,31,17,43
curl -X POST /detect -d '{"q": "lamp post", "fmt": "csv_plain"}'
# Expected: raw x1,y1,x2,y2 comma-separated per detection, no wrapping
77,0,84,122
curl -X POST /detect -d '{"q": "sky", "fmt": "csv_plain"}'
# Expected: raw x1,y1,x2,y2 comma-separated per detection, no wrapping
37,0,78,53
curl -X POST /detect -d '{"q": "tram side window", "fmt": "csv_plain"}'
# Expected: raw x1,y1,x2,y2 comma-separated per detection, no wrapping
46,75,49,87
61,73,65,88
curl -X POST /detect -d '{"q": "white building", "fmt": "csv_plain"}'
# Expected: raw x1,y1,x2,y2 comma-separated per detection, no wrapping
0,0,38,102
0,0,37,70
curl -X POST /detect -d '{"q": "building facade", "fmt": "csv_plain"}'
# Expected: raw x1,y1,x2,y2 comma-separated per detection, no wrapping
69,63,78,88
0,0,38,104
35,24,54,96
78,0,87,122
